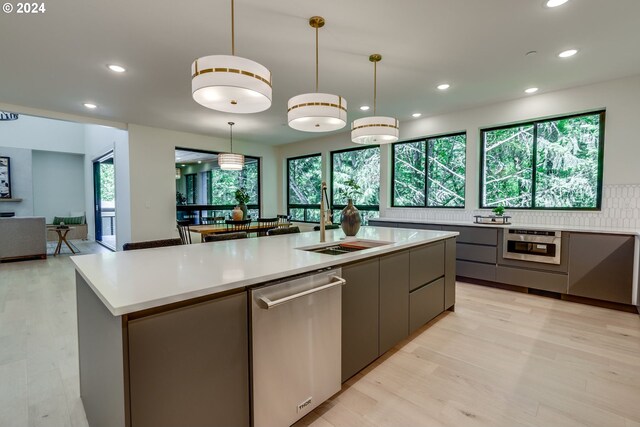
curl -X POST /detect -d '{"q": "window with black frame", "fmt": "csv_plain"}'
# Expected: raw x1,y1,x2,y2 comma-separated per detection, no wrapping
480,110,605,209
185,174,197,204
331,146,380,224
175,148,261,221
287,154,322,222
392,132,466,208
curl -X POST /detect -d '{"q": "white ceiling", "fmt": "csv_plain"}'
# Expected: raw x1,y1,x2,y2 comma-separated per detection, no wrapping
1,0,639,146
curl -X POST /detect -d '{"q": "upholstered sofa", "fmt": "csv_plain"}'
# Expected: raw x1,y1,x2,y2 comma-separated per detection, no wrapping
0,216,47,261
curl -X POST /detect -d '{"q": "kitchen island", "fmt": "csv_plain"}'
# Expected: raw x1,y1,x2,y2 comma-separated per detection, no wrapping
72,226,458,427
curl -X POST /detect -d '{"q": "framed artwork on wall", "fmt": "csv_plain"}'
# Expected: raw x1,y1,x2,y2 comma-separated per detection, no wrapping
0,156,11,199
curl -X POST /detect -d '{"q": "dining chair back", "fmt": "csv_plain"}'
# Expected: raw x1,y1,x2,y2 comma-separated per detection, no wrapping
313,224,340,231
225,219,251,232
256,217,279,237
201,216,225,225
277,214,291,226
123,238,183,251
267,226,300,236
176,220,192,244
203,231,248,243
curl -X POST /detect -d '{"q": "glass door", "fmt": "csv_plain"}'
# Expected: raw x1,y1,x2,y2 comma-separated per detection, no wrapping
93,153,116,251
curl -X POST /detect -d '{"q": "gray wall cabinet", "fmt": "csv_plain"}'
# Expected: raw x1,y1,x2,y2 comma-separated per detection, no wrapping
568,233,635,304
341,258,380,382
128,293,250,427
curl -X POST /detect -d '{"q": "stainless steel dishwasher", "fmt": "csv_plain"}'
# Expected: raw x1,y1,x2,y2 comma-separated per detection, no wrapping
251,268,344,427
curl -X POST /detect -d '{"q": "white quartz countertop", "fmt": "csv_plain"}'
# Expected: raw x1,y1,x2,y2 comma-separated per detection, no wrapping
72,226,457,316
372,217,640,236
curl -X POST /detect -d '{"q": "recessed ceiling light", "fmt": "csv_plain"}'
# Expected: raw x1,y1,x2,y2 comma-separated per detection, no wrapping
546,0,569,7
412,113,422,118
360,105,370,111
83,103,97,109
107,64,126,73
198,160,202,164
558,49,578,58
437,83,450,91
181,164,186,167
525,87,539,94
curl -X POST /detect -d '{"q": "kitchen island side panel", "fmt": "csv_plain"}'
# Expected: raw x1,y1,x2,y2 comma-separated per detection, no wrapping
76,272,127,427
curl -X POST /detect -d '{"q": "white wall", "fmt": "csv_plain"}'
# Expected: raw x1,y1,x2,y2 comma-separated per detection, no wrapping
127,124,279,242
0,115,85,154
83,124,131,250
277,74,640,229
32,151,85,222
0,147,33,217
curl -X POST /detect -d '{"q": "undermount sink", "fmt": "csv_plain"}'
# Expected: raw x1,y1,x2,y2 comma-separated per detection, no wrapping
298,239,393,256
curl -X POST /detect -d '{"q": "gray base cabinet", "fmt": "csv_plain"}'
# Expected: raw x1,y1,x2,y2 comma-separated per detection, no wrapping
568,233,634,304
341,258,380,382
410,278,445,333
445,238,456,309
127,293,250,427
379,251,410,355
341,239,455,382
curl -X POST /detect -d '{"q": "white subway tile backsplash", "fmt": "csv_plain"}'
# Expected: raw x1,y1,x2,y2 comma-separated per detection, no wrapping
384,184,640,230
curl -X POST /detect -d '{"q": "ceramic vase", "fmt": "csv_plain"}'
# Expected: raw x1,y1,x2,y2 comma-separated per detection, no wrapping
340,199,361,237
232,206,243,221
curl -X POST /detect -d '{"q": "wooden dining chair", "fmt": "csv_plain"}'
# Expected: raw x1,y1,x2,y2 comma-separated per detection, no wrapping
203,231,248,243
277,214,291,227
313,224,340,231
123,238,183,251
202,216,225,225
256,217,279,237
267,226,300,236
176,220,192,244
225,219,251,232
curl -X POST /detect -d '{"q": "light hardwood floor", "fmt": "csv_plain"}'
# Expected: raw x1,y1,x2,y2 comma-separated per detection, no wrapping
296,284,640,427
1,248,639,427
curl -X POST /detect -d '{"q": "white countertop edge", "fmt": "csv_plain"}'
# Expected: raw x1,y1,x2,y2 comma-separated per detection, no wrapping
372,217,640,236
73,230,458,316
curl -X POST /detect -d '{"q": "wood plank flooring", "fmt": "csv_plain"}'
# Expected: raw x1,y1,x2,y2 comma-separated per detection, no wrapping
296,284,640,427
1,247,638,427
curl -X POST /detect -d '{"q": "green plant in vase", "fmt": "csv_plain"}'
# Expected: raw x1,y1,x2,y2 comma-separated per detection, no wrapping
235,187,250,220
492,206,505,217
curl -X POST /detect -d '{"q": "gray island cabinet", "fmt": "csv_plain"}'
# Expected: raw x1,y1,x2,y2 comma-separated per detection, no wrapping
72,227,457,427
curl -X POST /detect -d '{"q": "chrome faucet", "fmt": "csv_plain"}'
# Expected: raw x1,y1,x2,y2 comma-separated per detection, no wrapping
320,181,332,242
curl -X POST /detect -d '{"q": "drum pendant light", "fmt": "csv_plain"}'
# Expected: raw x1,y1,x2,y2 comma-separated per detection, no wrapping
288,16,347,132
351,54,399,144
218,122,244,171
191,0,272,114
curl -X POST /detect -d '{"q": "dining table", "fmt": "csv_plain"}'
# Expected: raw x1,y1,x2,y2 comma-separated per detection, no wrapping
189,222,291,242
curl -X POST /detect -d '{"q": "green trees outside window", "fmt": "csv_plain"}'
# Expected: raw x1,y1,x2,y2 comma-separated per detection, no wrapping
287,154,322,222
481,111,604,209
331,147,380,224
393,133,466,207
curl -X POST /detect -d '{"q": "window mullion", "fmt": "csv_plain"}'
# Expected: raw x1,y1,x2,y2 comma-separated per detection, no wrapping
531,123,538,209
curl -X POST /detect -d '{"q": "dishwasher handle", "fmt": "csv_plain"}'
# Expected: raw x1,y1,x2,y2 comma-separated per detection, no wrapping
258,276,346,309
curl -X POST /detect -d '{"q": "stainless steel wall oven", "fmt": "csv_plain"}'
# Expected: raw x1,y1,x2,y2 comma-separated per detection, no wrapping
502,229,562,265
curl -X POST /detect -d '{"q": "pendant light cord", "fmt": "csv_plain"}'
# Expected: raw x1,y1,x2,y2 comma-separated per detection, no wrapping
373,60,377,115
229,122,235,153
315,25,319,93
231,0,235,55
